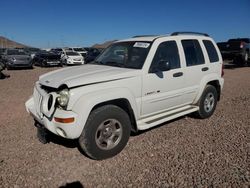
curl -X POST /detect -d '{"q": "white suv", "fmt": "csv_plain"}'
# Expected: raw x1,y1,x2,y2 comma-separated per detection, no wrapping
25,32,224,160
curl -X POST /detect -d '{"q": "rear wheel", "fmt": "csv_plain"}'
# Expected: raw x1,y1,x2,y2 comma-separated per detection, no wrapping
79,105,131,160
242,52,248,65
194,85,218,119
64,59,67,66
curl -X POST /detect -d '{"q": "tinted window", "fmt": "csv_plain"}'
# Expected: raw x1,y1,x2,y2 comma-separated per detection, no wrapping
182,40,205,66
203,40,219,63
150,41,180,71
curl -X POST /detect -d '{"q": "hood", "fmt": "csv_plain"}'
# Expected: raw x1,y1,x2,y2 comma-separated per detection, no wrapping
39,64,140,88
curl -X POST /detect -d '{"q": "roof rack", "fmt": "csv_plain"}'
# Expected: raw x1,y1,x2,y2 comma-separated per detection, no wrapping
132,35,158,38
171,32,209,37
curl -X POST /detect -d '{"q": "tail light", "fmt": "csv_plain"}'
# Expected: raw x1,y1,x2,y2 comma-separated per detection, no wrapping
240,42,245,49
221,64,224,77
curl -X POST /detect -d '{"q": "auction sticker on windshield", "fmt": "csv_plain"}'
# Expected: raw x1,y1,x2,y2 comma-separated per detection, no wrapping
133,42,150,48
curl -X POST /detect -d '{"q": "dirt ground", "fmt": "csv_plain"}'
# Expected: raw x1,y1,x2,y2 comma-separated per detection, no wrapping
0,64,249,187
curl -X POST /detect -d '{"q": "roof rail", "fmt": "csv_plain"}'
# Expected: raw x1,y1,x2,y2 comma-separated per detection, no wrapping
171,32,209,37
132,35,158,38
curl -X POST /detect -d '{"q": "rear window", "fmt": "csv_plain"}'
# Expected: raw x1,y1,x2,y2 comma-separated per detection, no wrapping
203,40,219,63
181,40,205,66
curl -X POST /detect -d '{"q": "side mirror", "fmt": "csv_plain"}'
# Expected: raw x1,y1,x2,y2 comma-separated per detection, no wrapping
158,60,170,71
149,60,171,73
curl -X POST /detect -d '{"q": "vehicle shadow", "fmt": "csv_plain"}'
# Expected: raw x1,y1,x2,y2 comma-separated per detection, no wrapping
59,181,84,188
45,130,90,158
0,72,10,79
47,133,78,149
223,60,250,69
45,115,190,157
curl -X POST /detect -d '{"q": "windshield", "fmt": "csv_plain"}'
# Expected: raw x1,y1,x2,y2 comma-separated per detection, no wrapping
66,51,79,56
27,48,40,52
7,50,26,55
53,48,62,52
93,41,152,69
73,48,85,52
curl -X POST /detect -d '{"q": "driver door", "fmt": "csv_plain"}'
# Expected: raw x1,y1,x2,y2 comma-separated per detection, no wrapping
141,40,185,116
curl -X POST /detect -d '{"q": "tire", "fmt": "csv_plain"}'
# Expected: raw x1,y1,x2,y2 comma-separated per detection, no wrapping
63,59,68,66
79,105,131,160
244,52,250,66
194,85,218,119
243,52,248,63
42,61,47,67
6,64,11,70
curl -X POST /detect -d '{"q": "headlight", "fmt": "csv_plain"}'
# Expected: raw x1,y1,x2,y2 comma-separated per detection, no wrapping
57,89,69,107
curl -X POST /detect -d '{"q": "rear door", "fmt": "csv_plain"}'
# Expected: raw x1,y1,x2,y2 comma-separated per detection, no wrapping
180,39,208,104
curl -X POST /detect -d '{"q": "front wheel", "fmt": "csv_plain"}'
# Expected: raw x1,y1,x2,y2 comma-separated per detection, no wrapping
79,105,131,160
194,85,218,119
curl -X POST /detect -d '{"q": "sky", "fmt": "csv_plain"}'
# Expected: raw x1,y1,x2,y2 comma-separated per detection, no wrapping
0,0,249,48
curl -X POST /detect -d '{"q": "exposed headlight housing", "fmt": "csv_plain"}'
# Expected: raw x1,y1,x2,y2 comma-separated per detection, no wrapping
57,89,69,107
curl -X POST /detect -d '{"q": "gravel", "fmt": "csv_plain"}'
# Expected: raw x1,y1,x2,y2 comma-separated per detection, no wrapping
0,65,249,187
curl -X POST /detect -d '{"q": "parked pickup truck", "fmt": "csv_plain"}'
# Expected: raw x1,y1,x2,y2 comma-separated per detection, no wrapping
26,32,224,160
217,38,250,66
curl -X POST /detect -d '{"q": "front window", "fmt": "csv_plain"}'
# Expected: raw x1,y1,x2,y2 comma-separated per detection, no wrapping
92,41,152,69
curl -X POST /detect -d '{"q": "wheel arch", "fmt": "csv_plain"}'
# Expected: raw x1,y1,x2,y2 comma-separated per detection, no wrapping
91,98,138,133
206,80,221,101
71,88,139,138
194,74,222,104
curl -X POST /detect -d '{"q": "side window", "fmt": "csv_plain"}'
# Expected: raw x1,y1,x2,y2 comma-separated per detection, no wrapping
182,40,205,66
203,40,219,63
150,41,180,71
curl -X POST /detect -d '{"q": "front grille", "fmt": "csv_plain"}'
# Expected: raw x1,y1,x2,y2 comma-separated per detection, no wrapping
73,58,81,61
34,84,58,118
33,86,43,118
40,85,57,93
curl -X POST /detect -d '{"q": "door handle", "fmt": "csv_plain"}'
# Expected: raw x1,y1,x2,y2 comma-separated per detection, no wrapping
173,72,183,77
202,67,209,71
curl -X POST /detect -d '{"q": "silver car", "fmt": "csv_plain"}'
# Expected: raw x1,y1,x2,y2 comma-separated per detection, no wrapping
3,49,33,69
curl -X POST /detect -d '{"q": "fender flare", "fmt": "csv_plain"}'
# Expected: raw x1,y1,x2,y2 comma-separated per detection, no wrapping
193,74,221,104
71,87,139,136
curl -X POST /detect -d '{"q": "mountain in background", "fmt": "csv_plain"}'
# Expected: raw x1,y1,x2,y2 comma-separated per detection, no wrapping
0,36,28,48
0,36,116,49
92,40,117,49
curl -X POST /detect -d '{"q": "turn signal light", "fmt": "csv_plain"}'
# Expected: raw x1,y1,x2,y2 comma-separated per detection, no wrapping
54,117,75,123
